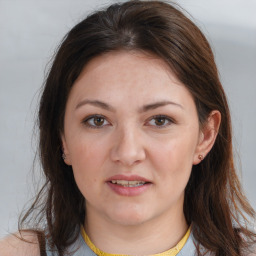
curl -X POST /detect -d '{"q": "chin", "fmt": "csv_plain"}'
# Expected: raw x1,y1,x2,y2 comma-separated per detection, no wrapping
113,217,148,226
108,208,150,226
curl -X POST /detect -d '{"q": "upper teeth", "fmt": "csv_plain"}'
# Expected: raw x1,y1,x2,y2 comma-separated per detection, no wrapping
111,180,146,187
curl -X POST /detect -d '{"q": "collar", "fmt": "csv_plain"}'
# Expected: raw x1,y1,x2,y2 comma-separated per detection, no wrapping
80,225,191,256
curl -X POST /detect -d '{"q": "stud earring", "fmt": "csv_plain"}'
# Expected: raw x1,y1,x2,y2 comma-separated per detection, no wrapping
198,154,204,161
62,153,66,160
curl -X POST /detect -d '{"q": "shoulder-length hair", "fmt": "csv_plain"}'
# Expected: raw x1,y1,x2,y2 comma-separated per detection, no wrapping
19,1,256,255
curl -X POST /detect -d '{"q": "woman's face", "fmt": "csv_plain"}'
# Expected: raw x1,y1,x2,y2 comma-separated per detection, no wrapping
62,51,203,227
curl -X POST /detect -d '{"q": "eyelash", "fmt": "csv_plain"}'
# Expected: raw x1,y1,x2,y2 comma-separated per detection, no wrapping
146,115,174,128
82,114,110,129
82,114,174,129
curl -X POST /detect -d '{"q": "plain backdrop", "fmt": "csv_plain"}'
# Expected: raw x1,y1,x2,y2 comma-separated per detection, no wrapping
0,0,256,237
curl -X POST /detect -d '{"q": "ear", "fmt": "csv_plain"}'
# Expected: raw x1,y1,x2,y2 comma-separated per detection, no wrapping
193,110,221,165
61,134,72,166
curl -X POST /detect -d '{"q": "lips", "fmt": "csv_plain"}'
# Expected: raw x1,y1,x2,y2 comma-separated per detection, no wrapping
110,180,147,187
106,175,152,196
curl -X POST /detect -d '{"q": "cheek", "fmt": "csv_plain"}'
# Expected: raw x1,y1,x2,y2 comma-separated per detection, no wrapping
152,143,193,201
149,136,196,185
151,137,196,167
70,133,109,168
69,138,108,193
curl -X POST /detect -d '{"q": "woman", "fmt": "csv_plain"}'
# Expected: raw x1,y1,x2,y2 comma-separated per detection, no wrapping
1,1,255,255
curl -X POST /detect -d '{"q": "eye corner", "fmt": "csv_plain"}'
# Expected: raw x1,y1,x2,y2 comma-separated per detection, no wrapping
145,114,175,128
82,114,111,129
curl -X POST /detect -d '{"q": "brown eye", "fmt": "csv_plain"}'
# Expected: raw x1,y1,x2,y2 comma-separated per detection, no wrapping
83,115,110,129
93,117,105,126
154,117,166,126
147,115,173,128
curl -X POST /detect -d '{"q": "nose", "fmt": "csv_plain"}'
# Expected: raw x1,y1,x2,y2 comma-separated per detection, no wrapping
110,126,146,167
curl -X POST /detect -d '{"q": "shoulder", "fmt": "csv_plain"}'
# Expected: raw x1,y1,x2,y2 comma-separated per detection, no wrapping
0,230,40,256
247,245,256,256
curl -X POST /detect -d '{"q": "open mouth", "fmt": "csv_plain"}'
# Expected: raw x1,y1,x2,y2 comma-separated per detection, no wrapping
107,176,152,196
110,180,149,187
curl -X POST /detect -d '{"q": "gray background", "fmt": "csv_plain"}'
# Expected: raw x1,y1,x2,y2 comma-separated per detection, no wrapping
0,0,255,238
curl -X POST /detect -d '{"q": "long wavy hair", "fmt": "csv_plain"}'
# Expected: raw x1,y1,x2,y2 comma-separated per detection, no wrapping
19,1,256,255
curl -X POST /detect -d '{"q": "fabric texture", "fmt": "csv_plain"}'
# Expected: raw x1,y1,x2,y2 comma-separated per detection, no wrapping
80,225,191,256
45,230,197,256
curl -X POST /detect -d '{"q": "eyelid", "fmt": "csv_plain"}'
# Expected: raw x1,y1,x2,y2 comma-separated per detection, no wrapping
146,115,175,128
82,114,110,129
82,114,175,129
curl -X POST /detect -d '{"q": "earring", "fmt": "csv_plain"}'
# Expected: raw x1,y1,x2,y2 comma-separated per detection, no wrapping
198,154,204,161
62,153,66,160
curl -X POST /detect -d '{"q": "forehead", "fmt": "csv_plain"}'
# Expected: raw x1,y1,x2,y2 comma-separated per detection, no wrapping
81,50,172,77
67,50,195,112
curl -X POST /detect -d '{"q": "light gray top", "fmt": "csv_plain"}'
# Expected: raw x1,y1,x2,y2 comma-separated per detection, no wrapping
45,231,198,256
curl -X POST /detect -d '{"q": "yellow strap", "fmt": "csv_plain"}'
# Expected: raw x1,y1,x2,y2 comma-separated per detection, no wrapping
81,225,191,256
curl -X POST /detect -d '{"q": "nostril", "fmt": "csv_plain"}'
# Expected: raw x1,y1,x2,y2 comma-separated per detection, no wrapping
109,128,146,166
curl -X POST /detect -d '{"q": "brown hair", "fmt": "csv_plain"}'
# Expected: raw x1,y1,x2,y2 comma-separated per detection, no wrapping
19,1,256,255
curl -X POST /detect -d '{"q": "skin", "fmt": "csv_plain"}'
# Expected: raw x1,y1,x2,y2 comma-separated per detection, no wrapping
61,50,221,255
0,232,39,256
0,51,221,256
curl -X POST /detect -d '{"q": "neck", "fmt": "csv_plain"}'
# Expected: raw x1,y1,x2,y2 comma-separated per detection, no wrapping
84,207,188,255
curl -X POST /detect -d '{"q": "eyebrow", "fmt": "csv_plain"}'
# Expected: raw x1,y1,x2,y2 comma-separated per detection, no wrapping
76,99,115,112
75,99,183,112
139,101,183,112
